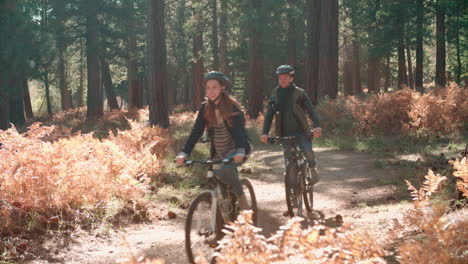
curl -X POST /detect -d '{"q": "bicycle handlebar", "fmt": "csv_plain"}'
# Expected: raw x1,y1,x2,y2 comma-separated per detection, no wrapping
177,158,233,167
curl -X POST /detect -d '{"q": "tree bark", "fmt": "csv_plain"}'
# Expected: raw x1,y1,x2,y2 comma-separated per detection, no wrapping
455,1,461,85
367,0,381,94
317,0,338,99
342,35,353,96
43,69,52,115
23,76,33,119
406,35,414,90
384,54,390,92
397,23,408,88
415,0,424,91
192,1,205,110
247,0,264,119
85,0,103,120
435,0,446,88
351,39,362,95
219,0,228,74
287,0,297,67
77,38,84,107
0,72,10,130
305,0,321,103
148,0,169,127
126,0,142,109
53,0,73,111
211,0,219,70
100,57,119,110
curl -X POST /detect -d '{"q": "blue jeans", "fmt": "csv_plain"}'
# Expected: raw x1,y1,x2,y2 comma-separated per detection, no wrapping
281,135,317,190
213,151,244,196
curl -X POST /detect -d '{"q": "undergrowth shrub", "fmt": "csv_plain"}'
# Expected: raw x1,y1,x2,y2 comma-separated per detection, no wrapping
317,84,467,139
0,118,169,234
393,157,468,264
196,212,386,264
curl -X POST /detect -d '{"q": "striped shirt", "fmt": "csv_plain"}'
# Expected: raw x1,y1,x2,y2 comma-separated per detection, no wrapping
213,110,236,159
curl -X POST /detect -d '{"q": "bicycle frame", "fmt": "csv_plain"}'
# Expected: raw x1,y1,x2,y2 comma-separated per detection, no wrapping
184,159,236,229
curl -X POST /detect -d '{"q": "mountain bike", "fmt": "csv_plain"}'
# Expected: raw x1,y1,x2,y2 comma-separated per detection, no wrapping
183,158,257,264
269,136,314,217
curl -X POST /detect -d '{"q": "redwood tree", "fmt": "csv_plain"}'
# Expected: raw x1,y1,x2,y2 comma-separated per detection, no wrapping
219,0,229,74
246,0,264,119
211,0,219,70
148,0,169,127
415,0,424,91
317,0,338,99
192,0,205,110
435,0,446,87
126,0,142,109
85,0,103,120
52,0,73,110
305,0,320,102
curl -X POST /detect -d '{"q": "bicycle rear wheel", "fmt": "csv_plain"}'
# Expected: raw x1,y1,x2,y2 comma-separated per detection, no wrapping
303,172,314,212
185,191,223,264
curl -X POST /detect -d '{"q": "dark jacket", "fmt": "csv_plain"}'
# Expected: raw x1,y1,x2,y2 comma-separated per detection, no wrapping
182,102,251,158
262,84,321,137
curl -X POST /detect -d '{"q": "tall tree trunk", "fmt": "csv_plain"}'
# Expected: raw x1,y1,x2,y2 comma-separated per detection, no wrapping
85,0,103,120
435,0,446,88
148,0,169,127
287,0,297,67
44,70,52,114
174,0,189,104
23,76,33,119
455,1,461,85
247,0,264,119
77,38,84,107
0,72,10,130
397,23,408,88
192,2,205,110
126,0,142,109
367,0,381,94
211,0,219,70
53,0,73,111
317,0,338,99
305,0,321,103
7,72,25,127
100,57,119,110
342,35,353,96
40,0,52,115
384,54,390,92
415,0,424,91
219,0,228,74
406,36,414,90
351,39,362,95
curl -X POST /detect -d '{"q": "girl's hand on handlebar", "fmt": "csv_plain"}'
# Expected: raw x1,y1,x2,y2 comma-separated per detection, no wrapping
233,154,244,163
260,134,269,144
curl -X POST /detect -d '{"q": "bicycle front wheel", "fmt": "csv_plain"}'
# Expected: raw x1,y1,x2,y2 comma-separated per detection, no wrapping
185,191,223,264
240,178,258,225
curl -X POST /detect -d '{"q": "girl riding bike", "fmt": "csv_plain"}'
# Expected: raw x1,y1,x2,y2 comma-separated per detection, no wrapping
175,71,251,211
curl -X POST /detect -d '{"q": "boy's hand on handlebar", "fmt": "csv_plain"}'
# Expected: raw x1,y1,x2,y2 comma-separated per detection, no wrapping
313,128,322,138
260,134,269,144
175,152,187,165
175,156,185,166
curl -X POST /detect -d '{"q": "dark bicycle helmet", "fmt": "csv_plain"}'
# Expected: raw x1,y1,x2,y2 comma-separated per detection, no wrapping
203,71,231,87
276,65,295,75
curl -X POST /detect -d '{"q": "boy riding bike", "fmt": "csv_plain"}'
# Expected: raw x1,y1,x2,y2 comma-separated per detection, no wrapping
260,65,322,207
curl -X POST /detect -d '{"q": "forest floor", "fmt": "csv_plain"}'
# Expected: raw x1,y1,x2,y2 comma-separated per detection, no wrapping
22,144,418,264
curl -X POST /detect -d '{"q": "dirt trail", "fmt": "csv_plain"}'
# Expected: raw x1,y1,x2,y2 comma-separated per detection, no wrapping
26,145,412,264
